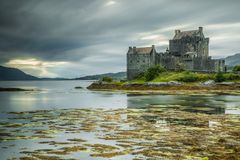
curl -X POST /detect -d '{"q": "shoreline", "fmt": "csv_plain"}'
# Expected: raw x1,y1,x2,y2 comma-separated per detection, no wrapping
87,82,240,95
0,87,36,92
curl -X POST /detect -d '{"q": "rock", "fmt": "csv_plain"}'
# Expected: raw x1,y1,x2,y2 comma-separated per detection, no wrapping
168,81,182,86
123,83,142,87
94,81,109,85
74,86,83,89
201,80,215,86
144,81,182,86
144,82,168,86
216,82,235,86
0,87,34,92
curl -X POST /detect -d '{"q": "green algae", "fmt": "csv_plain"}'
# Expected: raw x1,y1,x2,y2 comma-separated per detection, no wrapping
19,154,63,160
38,141,72,146
47,146,88,155
67,138,87,143
1,107,239,159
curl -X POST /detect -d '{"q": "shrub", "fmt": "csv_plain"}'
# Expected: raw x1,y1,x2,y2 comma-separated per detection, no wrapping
120,79,127,82
177,72,199,82
145,65,166,81
233,65,240,72
175,63,186,72
225,73,240,80
101,76,113,83
135,72,145,80
215,72,225,82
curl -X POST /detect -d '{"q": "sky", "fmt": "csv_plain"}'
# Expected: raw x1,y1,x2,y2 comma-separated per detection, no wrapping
0,0,240,78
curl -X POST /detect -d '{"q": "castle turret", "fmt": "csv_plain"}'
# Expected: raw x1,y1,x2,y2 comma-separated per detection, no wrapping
175,30,181,34
133,46,136,53
152,45,155,50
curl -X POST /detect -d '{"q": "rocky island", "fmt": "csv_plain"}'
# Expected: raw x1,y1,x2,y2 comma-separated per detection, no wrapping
88,27,240,95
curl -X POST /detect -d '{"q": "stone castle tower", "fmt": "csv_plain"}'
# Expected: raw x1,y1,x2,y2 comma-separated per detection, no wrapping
169,27,209,57
127,45,156,80
127,27,225,80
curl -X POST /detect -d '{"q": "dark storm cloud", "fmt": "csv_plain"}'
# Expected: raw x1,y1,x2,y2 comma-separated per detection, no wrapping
0,0,239,77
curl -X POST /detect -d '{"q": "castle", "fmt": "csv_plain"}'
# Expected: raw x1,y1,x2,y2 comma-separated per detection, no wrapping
127,27,226,80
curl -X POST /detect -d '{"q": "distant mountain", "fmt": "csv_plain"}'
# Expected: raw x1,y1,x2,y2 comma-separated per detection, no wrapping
0,66,39,80
0,66,69,81
75,72,126,80
225,53,240,66
0,65,126,81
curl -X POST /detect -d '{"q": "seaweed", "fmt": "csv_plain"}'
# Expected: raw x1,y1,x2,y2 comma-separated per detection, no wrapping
1,107,239,159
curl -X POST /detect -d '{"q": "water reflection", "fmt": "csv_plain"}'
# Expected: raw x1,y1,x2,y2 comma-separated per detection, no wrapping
127,94,240,114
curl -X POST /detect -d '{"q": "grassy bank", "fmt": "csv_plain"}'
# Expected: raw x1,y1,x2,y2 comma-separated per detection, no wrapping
124,71,240,84
87,71,240,95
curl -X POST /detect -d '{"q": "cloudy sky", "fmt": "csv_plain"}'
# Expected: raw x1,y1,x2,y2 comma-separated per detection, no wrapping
0,0,240,78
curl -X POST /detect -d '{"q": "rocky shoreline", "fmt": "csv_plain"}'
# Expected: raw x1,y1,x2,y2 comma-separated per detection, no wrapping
87,81,240,95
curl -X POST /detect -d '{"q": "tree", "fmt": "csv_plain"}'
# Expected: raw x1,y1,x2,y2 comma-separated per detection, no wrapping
101,76,113,82
145,65,166,81
233,65,240,72
215,72,225,82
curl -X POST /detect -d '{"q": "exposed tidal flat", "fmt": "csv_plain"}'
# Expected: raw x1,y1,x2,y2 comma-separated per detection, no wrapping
1,107,240,160
0,81,240,160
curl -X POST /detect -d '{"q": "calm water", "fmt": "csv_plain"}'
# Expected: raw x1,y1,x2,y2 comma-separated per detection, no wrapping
0,80,240,114
0,81,240,160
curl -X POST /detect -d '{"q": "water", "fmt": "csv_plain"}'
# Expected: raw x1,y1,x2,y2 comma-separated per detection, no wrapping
0,80,240,160
0,80,127,112
0,80,240,114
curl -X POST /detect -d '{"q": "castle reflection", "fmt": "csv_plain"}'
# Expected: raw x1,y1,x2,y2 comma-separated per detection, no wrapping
126,94,229,114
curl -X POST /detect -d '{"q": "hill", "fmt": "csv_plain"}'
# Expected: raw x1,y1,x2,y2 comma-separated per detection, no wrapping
0,66,39,80
75,72,126,80
225,53,240,66
0,66,69,81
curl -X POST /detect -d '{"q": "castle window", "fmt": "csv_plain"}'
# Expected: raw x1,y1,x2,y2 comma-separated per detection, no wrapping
143,60,145,63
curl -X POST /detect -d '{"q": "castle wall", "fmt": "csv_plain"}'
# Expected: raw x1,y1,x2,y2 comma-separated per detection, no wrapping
169,40,181,56
156,54,178,70
191,57,225,72
127,53,154,80
169,37,209,57
182,58,194,70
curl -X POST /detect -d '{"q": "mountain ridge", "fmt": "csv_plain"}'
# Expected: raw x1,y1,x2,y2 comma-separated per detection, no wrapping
225,53,240,66
0,65,126,81
75,72,126,80
0,66,39,80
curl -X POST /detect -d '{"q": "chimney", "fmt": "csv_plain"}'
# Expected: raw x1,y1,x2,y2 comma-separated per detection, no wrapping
133,46,136,53
199,27,203,32
175,30,181,34
152,45,155,48
129,46,132,50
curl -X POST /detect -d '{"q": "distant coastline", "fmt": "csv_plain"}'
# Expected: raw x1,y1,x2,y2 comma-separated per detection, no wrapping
0,65,126,81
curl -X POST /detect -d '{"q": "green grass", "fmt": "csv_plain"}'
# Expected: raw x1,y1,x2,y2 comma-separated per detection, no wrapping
122,71,240,83
110,81,125,85
143,71,215,83
107,71,240,85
